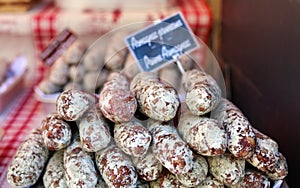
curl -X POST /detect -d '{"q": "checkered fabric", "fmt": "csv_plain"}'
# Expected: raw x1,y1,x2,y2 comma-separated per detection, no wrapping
0,89,46,186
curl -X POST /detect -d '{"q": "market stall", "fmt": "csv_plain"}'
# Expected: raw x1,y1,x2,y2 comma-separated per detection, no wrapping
0,0,294,187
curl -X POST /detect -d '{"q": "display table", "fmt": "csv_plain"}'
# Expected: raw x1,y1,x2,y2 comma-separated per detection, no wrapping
0,0,212,186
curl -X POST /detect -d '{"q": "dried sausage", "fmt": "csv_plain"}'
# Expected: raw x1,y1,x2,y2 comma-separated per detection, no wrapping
147,120,194,175
95,145,138,188
7,128,50,188
41,112,72,150
131,72,180,122
177,113,227,156
64,134,98,188
78,108,111,152
181,69,221,115
114,120,151,157
212,98,256,158
99,72,137,123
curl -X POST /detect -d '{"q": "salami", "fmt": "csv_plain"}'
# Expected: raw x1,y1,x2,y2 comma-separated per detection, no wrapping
122,53,140,81
99,72,137,123
104,31,129,71
64,134,98,188
230,169,270,188
69,63,85,82
159,63,181,89
246,128,280,172
78,108,111,152
95,144,138,188
41,112,72,151
7,128,50,188
176,154,208,187
147,120,194,175
48,57,69,86
207,153,245,186
177,113,227,156
265,152,288,181
212,98,256,158
131,72,180,122
181,69,221,115
56,89,96,121
38,78,61,94
114,120,151,157
43,150,68,188
149,171,188,188
131,147,163,181
62,40,87,65
82,45,105,72
194,176,224,188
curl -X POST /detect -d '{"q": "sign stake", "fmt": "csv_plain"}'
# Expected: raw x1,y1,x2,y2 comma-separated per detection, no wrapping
173,55,185,75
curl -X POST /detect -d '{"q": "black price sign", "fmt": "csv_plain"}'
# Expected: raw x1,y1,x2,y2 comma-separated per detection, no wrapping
125,12,199,72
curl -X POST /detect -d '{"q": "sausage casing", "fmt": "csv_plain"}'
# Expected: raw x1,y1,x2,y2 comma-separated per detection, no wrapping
64,134,98,188
7,128,50,188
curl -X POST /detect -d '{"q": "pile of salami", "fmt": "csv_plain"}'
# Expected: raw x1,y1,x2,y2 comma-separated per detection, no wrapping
6,66,288,188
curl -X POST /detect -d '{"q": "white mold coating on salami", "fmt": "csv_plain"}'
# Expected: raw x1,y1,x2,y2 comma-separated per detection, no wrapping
207,153,245,186
140,83,179,121
264,152,288,181
105,72,129,89
78,108,111,152
147,120,194,175
230,169,270,188
176,154,208,187
178,114,227,156
149,171,188,188
56,89,96,121
7,128,50,188
95,145,138,188
114,121,151,157
182,69,221,115
194,176,225,188
43,150,68,188
131,148,163,181
41,113,72,150
212,98,256,158
99,73,137,123
131,72,180,122
246,128,280,172
130,72,159,93
64,134,98,188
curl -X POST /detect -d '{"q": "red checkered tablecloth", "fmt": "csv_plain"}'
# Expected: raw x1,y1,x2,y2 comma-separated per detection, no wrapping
0,0,212,186
0,89,46,187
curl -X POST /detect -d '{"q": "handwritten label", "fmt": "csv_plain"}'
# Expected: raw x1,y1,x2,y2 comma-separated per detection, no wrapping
125,12,199,72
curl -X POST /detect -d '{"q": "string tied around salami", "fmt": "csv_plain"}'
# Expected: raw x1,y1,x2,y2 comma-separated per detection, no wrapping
125,12,199,74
